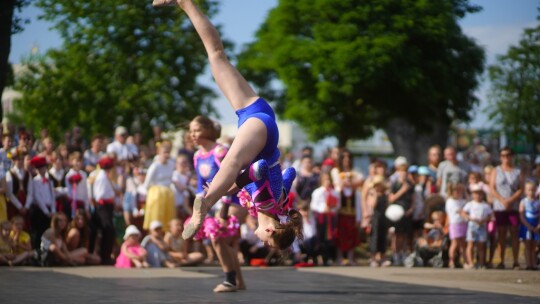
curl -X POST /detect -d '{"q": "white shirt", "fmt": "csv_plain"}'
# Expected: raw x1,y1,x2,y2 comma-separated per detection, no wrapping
5,169,26,210
310,186,341,214
106,141,138,161
65,169,90,211
445,198,466,224
83,149,104,167
25,173,56,216
143,159,175,189
91,170,116,201
463,200,492,221
172,171,190,207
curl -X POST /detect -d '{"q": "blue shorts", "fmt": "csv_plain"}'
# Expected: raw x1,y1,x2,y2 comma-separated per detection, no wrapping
466,222,487,242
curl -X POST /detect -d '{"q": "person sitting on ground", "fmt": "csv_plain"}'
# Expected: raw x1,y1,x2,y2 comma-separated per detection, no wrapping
66,209,101,265
115,225,149,268
141,220,177,268
8,216,34,265
41,212,88,266
164,218,204,266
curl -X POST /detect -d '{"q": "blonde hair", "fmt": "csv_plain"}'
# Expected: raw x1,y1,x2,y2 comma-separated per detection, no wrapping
157,140,172,152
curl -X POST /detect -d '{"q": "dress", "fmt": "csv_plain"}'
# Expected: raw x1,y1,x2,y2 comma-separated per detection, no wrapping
519,198,540,241
143,159,175,232
115,243,145,268
337,188,361,252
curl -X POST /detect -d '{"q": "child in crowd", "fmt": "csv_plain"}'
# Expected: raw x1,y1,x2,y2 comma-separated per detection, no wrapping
518,181,539,270
123,166,146,227
26,156,56,252
41,212,88,266
48,152,67,213
89,156,118,265
5,147,30,221
165,218,204,266
143,141,175,233
419,211,445,250
310,172,340,266
369,175,391,267
172,154,192,220
239,215,270,266
292,202,318,265
66,209,101,265
9,216,33,265
65,152,90,219
410,166,428,248
389,157,415,266
445,183,467,268
141,220,177,268
115,225,149,268
461,184,492,269
0,220,33,266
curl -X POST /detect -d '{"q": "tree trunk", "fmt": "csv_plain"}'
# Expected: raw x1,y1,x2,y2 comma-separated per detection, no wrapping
0,0,16,120
384,118,449,165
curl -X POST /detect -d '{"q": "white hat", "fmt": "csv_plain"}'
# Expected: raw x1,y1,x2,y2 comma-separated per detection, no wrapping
123,225,141,240
115,126,128,136
394,156,408,167
150,220,163,231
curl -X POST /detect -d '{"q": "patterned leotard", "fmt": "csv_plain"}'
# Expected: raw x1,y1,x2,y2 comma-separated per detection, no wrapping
193,144,228,195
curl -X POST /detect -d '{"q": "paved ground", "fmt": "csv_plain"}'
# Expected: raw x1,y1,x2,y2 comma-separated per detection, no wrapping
0,266,538,303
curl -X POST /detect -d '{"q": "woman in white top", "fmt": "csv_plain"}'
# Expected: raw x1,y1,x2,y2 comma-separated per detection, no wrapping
143,141,175,232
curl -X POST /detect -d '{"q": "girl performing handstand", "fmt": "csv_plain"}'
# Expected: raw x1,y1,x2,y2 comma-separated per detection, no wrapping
153,0,302,249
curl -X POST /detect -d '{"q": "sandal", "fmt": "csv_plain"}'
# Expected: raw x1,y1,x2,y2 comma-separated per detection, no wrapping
213,282,237,293
182,196,209,240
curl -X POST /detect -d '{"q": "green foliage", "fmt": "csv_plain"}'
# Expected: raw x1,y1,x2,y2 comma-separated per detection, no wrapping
488,17,540,145
14,1,227,140
238,0,484,145
12,0,31,34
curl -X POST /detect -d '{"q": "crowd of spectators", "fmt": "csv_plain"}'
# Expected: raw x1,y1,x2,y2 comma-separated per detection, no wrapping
0,124,538,271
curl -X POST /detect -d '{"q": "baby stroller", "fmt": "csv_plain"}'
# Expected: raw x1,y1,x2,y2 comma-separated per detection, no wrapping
405,197,450,268
404,230,449,268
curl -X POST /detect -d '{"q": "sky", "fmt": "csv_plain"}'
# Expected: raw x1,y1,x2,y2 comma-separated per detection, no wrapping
8,0,540,128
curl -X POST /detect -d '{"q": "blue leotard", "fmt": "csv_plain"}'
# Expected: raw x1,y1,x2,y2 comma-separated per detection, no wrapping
236,98,283,202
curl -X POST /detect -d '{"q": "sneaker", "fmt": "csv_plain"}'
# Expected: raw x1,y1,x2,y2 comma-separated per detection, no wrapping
512,263,520,270
370,261,380,268
496,263,505,269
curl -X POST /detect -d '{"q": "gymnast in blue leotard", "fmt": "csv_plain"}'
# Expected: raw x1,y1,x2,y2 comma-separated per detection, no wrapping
153,0,303,251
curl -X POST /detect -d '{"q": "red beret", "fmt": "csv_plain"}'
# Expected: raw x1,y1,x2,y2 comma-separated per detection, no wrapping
98,157,114,169
30,156,47,168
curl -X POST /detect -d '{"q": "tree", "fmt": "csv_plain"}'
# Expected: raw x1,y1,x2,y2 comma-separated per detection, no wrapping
14,0,228,140
0,0,30,119
238,0,484,163
488,12,540,162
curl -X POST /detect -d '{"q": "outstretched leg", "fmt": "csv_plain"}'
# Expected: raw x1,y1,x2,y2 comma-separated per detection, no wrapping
173,0,258,110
